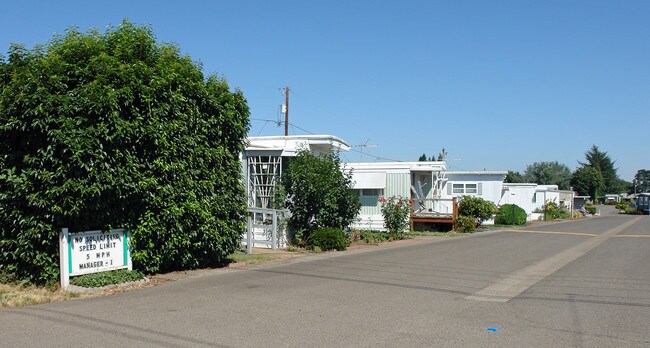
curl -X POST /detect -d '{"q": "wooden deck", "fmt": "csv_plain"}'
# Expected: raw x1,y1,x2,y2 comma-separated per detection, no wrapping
410,197,458,231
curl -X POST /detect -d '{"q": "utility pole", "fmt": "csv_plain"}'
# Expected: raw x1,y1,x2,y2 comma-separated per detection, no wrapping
284,86,290,136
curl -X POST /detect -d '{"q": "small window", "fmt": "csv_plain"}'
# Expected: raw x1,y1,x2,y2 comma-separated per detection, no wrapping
356,189,384,197
362,189,382,196
451,183,479,195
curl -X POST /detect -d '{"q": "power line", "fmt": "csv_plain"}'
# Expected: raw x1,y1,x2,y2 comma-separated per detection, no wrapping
288,122,400,161
348,147,402,162
251,118,402,162
287,122,314,135
250,117,279,124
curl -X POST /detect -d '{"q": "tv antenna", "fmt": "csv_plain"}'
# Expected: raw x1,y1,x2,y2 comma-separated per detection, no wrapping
352,139,378,161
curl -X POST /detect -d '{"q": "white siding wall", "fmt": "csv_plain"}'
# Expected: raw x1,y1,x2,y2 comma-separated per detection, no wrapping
442,174,505,204
385,172,411,197
353,172,410,231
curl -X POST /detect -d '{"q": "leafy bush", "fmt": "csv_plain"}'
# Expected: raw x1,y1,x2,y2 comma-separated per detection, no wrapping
495,204,527,225
70,269,145,288
614,202,638,214
0,270,16,284
454,215,476,233
0,21,249,283
585,204,597,215
359,230,389,243
623,206,637,214
281,150,360,244
379,196,411,239
458,196,496,226
307,228,349,251
615,202,628,211
614,203,637,215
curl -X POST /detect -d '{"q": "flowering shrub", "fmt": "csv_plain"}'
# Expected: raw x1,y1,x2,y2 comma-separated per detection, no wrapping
544,200,571,220
379,196,411,238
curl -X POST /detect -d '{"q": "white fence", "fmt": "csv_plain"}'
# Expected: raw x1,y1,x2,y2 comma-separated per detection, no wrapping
243,208,289,254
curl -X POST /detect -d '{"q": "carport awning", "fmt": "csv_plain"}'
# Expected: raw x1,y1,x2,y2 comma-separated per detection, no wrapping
352,172,386,189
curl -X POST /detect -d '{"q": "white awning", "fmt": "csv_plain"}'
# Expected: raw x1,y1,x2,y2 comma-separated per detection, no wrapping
352,172,386,189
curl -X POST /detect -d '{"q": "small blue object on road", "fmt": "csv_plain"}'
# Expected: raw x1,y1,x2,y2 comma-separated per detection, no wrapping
487,327,499,332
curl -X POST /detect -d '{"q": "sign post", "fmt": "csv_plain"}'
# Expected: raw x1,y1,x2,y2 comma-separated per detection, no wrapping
59,228,132,290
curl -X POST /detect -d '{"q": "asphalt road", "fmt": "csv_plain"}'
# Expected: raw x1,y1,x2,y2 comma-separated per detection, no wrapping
2,206,649,347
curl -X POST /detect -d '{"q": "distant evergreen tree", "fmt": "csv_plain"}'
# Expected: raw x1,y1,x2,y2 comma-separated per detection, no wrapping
578,145,623,193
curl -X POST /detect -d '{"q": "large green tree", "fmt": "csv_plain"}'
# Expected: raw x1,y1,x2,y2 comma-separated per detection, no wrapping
579,145,624,193
281,150,361,244
634,169,650,193
523,161,572,190
0,21,250,283
570,166,604,200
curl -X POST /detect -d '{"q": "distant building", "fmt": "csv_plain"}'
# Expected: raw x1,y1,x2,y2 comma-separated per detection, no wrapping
501,184,575,220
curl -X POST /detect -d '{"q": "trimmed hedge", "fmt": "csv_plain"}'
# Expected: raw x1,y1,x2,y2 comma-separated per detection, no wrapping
308,228,349,251
454,215,476,233
0,21,249,284
495,204,527,225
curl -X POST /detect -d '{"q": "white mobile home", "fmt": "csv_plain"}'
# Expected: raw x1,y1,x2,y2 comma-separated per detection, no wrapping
345,161,448,230
346,162,508,230
500,184,575,221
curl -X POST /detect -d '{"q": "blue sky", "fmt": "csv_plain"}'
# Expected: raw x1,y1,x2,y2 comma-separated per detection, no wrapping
1,1,648,180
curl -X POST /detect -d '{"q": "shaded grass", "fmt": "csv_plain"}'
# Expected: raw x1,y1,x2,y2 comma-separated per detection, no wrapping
227,253,288,265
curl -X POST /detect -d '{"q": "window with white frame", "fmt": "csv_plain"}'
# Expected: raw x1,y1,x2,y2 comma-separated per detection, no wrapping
450,183,480,195
465,183,478,194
